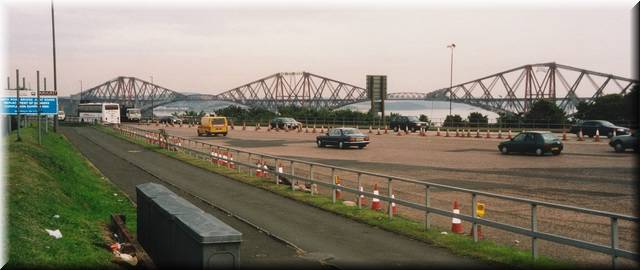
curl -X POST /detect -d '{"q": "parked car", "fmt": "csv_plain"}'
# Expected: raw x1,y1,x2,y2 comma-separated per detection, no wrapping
609,131,638,153
316,127,370,149
159,115,182,125
389,116,429,132
498,131,563,156
270,117,301,129
569,120,630,138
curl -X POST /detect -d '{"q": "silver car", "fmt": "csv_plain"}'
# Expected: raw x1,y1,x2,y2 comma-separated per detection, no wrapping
609,131,638,152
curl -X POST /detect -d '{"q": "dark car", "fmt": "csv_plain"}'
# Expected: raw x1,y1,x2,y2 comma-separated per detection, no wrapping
389,116,429,132
316,128,370,149
159,115,182,124
569,120,630,138
270,117,301,129
609,131,638,152
498,131,563,156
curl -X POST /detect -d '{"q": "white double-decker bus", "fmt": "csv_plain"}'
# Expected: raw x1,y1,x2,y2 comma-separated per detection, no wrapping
78,103,120,124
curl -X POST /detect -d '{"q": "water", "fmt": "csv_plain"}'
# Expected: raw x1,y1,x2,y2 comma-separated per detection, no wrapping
340,100,499,124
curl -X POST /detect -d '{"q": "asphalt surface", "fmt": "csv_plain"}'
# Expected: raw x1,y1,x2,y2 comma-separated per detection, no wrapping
61,126,488,269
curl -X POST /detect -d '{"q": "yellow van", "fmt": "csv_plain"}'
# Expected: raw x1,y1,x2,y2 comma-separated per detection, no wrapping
197,116,228,136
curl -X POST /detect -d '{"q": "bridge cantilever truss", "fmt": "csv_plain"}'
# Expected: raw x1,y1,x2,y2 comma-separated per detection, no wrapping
423,62,638,114
215,72,367,110
80,76,186,112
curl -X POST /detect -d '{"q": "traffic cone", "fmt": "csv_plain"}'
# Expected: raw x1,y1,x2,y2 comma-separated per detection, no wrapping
320,126,324,133
256,161,263,177
369,125,373,133
312,125,316,133
420,127,426,136
376,127,381,135
445,129,450,137
242,122,246,131
371,184,381,211
594,129,600,142
391,194,397,215
277,164,284,183
228,153,235,169
334,176,342,200
397,129,403,136
262,164,269,178
507,129,512,139
384,126,388,134
255,123,259,131
562,129,567,141
455,129,460,137
467,129,472,137
230,122,234,130
267,125,271,132
486,129,491,138
578,129,584,141
305,125,309,133
298,125,302,133
359,186,368,206
451,201,464,234
497,129,502,139
404,126,409,135
285,125,290,132
436,127,441,136
476,129,481,138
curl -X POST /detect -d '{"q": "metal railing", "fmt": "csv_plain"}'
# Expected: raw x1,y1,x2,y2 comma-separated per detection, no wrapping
112,124,639,267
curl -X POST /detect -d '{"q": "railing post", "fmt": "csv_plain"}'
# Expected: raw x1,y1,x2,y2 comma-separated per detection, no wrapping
248,153,252,175
472,193,478,242
236,150,241,173
331,168,336,203
309,164,314,196
611,217,618,269
290,160,295,191
531,203,538,261
387,178,393,219
425,185,430,230
274,158,279,185
356,173,362,209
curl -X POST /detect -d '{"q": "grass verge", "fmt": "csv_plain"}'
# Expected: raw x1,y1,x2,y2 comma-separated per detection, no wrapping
6,127,136,269
98,125,573,269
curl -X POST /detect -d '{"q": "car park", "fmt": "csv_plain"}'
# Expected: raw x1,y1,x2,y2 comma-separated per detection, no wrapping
609,131,638,152
389,115,429,132
270,117,301,129
569,120,629,138
316,127,370,149
498,131,563,156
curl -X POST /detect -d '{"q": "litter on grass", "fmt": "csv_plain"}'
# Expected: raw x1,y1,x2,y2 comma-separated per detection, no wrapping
45,229,62,239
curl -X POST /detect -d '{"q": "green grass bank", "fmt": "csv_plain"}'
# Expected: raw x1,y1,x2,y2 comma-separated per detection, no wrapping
6,127,136,269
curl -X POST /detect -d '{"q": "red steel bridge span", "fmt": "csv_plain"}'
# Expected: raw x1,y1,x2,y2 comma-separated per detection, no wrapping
78,62,637,114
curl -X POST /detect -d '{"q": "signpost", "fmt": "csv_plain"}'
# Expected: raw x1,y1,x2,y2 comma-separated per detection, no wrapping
366,75,387,127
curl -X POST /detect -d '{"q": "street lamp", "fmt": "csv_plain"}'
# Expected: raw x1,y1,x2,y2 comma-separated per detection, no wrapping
447,43,456,118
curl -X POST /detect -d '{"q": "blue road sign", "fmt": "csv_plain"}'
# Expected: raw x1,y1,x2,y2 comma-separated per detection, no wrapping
2,96,59,115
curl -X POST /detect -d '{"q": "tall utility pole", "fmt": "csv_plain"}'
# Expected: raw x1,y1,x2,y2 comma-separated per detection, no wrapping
51,0,58,132
79,80,83,103
37,71,41,145
447,43,456,119
15,69,21,142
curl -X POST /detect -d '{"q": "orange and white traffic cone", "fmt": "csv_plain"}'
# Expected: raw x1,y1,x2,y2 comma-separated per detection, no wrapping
376,127,381,135
562,129,567,141
497,129,502,139
359,186,368,206
262,163,269,178
371,184,381,211
384,126,388,134
485,129,491,138
298,125,302,133
507,129,512,139
451,201,464,234
320,126,324,133
445,129,450,137
277,164,284,183
397,129,403,136
334,176,342,200
256,161,263,177
476,129,481,138
312,125,316,133
391,194,397,215
228,153,235,169
577,129,584,141
242,122,246,131
404,126,409,135
369,125,373,133
455,129,460,137
594,129,601,142
467,129,472,137
436,127,441,136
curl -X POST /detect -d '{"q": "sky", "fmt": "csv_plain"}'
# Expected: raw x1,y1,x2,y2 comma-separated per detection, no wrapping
1,0,637,97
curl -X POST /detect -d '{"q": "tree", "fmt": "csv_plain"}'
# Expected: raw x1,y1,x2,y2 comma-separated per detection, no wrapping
443,114,464,127
622,85,638,128
497,112,522,128
467,112,488,128
522,100,567,128
419,114,430,123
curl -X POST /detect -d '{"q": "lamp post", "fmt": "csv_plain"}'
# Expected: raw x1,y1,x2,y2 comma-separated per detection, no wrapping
447,43,456,118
